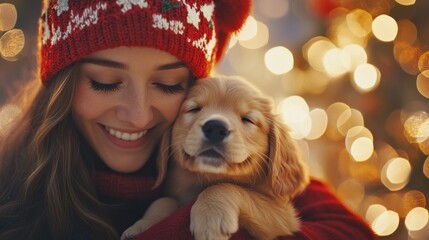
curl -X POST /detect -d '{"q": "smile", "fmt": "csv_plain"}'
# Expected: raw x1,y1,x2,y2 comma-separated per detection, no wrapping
104,126,147,141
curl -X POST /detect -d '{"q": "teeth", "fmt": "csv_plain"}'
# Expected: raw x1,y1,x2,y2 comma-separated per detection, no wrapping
105,126,147,141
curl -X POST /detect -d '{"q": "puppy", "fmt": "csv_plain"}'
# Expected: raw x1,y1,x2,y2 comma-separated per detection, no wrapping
122,76,309,240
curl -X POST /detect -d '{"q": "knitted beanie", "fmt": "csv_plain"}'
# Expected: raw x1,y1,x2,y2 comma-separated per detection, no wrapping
39,0,252,85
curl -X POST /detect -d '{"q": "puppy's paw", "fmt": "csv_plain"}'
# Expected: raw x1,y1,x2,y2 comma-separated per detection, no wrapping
121,197,179,240
190,187,239,240
121,219,150,240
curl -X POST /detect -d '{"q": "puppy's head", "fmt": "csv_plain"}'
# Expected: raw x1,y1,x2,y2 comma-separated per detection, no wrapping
155,76,308,198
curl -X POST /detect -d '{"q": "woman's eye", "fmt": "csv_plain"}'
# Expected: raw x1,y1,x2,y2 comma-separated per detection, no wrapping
88,79,120,93
154,83,185,94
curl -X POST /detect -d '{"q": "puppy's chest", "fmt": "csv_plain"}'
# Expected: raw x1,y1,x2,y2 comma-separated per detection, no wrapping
164,167,211,205
165,165,261,206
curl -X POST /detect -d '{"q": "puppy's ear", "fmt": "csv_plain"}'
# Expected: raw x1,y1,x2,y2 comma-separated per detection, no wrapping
268,116,309,200
153,128,172,189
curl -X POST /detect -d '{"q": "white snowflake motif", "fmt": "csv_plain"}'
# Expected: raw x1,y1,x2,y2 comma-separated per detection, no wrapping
47,3,108,46
54,0,69,16
169,20,184,34
182,1,200,29
42,21,50,45
51,26,62,45
192,30,217,61
152,14,185,34
200,2,214,22
116,0,149,13
152,14,169,30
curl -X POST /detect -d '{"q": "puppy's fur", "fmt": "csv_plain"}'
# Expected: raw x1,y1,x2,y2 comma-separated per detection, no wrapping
122,76,309,240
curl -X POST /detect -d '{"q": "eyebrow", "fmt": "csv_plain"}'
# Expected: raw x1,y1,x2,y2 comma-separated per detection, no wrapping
79,58,127,69
79,57,187,71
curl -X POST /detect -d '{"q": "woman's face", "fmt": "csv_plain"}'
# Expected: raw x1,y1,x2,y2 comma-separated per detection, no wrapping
72,47,191,173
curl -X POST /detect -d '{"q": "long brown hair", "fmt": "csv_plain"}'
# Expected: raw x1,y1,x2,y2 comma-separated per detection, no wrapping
0,65,118,240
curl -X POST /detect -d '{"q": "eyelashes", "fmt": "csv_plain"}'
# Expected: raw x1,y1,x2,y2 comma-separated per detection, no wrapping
88,79,120,93
88,79,185,94
153,83,185,94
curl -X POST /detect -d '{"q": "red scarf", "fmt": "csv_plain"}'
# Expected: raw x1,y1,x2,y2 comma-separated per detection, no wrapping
92,171,162,201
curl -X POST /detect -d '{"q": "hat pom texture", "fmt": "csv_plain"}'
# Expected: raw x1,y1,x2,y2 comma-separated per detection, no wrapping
39,0,252,85
214,0,251,32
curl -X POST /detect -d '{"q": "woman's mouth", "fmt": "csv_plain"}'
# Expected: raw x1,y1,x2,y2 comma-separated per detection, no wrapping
101,125,148,148
105,126,147,141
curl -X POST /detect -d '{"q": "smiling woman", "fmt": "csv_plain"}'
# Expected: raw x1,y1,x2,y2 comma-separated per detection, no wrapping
0,0,251,239
72,47,191,173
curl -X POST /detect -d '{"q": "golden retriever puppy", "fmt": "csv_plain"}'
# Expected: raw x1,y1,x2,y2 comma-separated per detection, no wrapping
121,76,309,240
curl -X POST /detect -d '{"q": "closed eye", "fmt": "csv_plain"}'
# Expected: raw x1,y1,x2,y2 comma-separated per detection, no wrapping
88,79,121,93
154,83,185,94
186,106,201,113
242,116,256,125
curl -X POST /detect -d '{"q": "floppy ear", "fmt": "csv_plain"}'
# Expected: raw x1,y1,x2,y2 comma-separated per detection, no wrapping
268,115,309,200
152,128,172,189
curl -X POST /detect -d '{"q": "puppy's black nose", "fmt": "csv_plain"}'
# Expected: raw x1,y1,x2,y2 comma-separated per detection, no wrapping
202,120,230,143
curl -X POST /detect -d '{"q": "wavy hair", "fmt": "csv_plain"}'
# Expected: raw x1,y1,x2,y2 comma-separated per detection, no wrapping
0,65,118,240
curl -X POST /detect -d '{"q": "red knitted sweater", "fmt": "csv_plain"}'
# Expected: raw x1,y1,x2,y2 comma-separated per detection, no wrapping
94,170,377,240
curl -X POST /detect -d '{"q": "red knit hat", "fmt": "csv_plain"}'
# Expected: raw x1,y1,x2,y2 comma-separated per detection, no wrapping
39,0,252,85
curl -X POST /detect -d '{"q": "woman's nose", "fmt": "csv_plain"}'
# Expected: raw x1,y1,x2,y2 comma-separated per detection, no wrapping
116,90,154,128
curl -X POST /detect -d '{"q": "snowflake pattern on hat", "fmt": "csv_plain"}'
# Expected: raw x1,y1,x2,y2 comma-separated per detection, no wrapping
116,0,148,13
182,1,200,29
42,1,214,49
39,0,251,84
54,0,69,16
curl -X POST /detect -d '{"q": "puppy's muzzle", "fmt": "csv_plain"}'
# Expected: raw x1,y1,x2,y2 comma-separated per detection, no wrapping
202,120,230,143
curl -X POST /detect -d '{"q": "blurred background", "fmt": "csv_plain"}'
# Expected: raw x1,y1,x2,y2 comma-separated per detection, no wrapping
1,0,429,239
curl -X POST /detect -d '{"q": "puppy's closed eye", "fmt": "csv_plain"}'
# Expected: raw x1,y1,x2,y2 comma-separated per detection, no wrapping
183,101,201,113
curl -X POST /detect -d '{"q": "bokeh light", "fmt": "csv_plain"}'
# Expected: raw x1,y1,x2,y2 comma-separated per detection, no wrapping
372,210,400,236
395,0,416,6
239,20,269,49
396,19,417,45
372,14,398,42
381,157,411,191
0,28,25,60
337,108,364,136
405,207,428,231
366,204,387,223
323,48,349,77
346,9,372,38
404,111,429,143
352,63,380,93
0,3,17,31
264,46,294,75
306,108,328,140
423,157,429,179
416,71,429,98
0,104,21,136
350,137,374,161
278,95,309,124
342,44,367,70
236,16,257,41
256,0,289,19
0,2,24,62
303,36,336,73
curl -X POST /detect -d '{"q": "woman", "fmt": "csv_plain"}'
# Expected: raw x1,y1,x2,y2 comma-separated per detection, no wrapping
0,0,376,239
